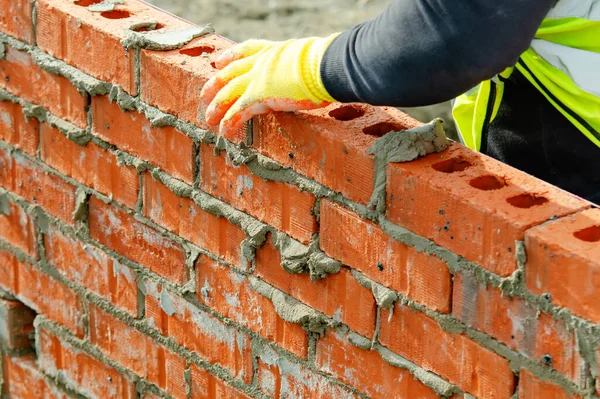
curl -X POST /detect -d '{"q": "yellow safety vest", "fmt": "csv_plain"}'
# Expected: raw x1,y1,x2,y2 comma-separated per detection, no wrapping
453,0,600,151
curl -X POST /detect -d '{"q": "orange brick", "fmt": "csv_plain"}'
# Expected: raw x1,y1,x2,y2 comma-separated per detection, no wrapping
92,96,195,184
0,248,19,294
144,280,253,383
257,343,360,399
453,272,582,383
0,0,35,43
0,248,84,336
40,123,139,208
190,365,252,399
0,298,35,351
0,147,77,226
140,34,232,134
254,105,421,204
0,44,87,128
0,200,37,258
315,329,439,398
379,304,515,399
518,369,580,399
88,196,188,285
525,209,600,323
45,225,138,316
38,327,137,399
255,236,376,338
320,200,452,313
36,0,191,95
386,143,589,277
195,255,309,359
142,173,246,265
200,144,317,244
2,355,67,399
0,99,39,156
89,304,188,395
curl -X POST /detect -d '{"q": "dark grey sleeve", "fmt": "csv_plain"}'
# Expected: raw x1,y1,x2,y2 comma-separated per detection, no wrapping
320,0,554,107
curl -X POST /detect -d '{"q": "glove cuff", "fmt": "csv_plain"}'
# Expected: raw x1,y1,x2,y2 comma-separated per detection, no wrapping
303,33,341,104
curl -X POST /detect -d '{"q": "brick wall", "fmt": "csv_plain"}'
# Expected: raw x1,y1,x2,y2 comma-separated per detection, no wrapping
0,1,599,398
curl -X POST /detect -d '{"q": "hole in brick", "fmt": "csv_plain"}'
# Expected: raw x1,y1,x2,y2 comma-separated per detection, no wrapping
432,158,472,173
180,46,216,57
74,0,103,6
363,122,402,137
469,175,506,191
210,61,217,69
573,225,600,242
329,105,366,121
131,23,165,32
100,10,132,19
506,193,549,209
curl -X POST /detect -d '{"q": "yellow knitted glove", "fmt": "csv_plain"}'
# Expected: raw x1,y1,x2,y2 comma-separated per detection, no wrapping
200,34,340,139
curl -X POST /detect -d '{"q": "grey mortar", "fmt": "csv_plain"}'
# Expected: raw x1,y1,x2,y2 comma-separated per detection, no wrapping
367,118,448,212
86,0,124,13
351,269,398,310
249,277,332,335
0,42,6,59
0,192,9,215
72,188,89,224
121,24,215,51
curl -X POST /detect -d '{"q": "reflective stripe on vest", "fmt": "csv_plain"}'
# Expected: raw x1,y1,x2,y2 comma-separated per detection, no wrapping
453,0,600,151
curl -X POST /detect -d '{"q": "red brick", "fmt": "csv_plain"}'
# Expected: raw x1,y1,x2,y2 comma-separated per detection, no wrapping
315,329,439,398
0,248,84,336
320,200,452,313
92,96,195,184
190,364,252,399
257,344,360,399
453,272,582,383
379,304,515,399
0,298,35,350
88,196,188,285
142,173,246,265
144,280,253,383
0,200,37,258
38,327,137,399
254,106,421,204
0,99,39,156
0,147,77,225
0,248,19,294
0,0,35,43
195,256,309,359
40,123,139,208
140,34,232,133
0,44,87,128
525,209,600,323
36,0,191,95
200,144,317,244
386,143,590,277
45,225,138,316
2,355,67,399
256,235,376,338
518,369,580,399
89,303,188,395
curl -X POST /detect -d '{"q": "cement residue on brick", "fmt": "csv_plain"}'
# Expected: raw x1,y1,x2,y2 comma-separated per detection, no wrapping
351,269,398,310
249,277,331,335
85,0,124,12
121,25,215,51
368,118,448,211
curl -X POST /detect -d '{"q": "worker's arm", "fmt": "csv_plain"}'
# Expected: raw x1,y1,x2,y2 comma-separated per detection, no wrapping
201,0,554,137
321,0,554,106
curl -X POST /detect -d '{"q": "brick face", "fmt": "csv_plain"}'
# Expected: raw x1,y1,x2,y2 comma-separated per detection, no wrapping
0,1,596,398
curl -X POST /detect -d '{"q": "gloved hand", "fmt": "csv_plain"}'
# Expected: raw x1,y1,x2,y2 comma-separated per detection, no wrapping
200,34,340,139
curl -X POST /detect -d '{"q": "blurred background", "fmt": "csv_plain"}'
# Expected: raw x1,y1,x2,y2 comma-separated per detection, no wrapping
146,0,455,137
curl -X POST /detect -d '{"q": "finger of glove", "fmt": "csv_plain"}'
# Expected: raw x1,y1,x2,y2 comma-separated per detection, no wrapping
219,97,330,139
216,39,272,69
200,54,258,106
204,73,253,127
